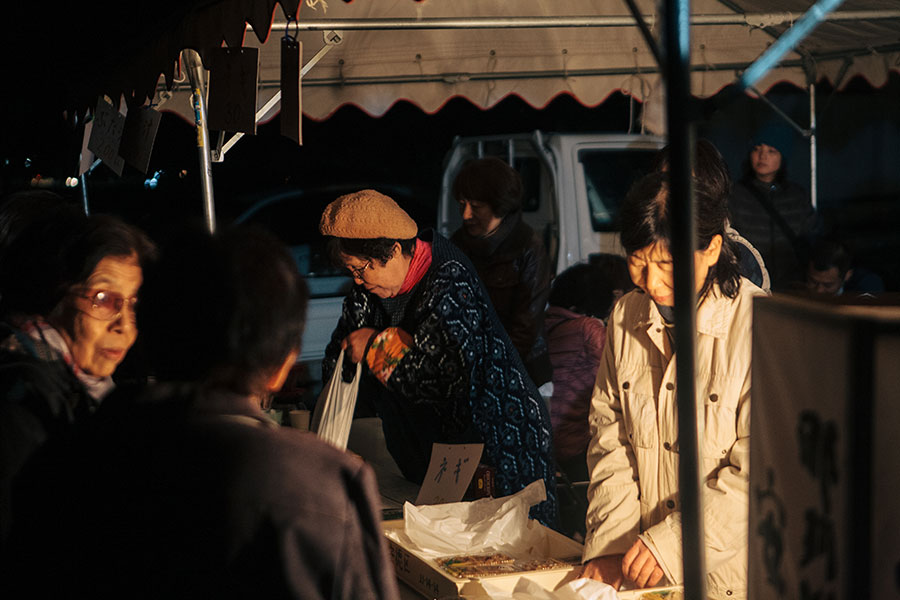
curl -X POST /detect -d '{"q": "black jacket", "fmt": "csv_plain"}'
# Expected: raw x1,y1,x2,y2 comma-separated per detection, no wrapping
0,321,96,542
451,212,553,386
729,177,820,290
3,383,400,600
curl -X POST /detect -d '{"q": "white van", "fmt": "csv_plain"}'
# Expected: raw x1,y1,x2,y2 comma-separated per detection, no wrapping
437,131,667,273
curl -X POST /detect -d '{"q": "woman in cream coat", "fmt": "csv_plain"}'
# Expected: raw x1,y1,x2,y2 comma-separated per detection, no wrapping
580,172,765,599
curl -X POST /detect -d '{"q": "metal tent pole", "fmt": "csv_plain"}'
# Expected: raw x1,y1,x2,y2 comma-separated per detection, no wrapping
183,49,217,234
661,0,706,598
809,82,818,209
80,176,90,216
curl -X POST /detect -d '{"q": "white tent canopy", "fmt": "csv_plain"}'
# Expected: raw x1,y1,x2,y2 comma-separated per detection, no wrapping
155,0,900,125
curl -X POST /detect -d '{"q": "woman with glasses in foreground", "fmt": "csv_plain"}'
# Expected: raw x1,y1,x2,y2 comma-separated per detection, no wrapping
0,210,154,539
319,189,557,527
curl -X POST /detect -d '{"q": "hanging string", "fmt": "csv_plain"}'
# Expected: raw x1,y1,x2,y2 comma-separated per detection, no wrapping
283,13,298,41
699,43,714,97
621,47,650,134
485,49,498,106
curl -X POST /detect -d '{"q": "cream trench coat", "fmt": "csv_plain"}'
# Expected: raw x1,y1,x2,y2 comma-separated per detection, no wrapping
583,279,765,600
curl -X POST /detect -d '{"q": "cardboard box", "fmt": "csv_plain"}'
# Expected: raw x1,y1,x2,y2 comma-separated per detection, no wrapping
617,587,683,599
384,519,584,598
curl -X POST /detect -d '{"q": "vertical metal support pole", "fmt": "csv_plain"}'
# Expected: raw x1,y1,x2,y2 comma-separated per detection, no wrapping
809,83,818,209
662,0,706,598
183,49,217,234
80,175,90,216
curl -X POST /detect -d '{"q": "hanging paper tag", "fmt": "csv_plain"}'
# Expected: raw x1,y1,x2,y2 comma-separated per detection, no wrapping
280,37,302,145
119,106,162,174
206,46,259,134
79,120,95,176
87,97,125,176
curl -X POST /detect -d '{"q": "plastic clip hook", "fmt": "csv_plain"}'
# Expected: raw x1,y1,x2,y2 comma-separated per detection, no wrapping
283,14,299,42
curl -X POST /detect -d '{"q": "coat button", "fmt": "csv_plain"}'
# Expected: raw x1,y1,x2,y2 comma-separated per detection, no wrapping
623,382,630,390
666,500,675,509
663,442,671,450
710,394,718,402
665,382,674,391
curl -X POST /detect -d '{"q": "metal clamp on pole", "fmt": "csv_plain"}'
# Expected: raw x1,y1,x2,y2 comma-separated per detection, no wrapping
183,49,217,234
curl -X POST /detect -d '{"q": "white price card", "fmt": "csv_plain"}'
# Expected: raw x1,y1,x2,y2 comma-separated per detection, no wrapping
415,443,483,506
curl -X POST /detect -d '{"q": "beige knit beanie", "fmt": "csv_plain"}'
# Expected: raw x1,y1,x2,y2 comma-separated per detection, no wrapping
319,189,418,239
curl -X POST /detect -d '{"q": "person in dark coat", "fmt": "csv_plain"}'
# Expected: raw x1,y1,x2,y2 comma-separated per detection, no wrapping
450,157,554,388
804,235,885,296
3,226,400,600
320,189,557,527
544,263,615,483
0,210,155,542
728,124,820,290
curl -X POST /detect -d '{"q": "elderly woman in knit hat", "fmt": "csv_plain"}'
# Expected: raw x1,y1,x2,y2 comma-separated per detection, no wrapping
728,122,821,290
319,189,557,527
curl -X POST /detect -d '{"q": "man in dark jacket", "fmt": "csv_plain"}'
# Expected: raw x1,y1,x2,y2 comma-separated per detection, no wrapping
450,157,554,388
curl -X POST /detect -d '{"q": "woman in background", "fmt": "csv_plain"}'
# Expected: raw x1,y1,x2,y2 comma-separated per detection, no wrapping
545,262,614,483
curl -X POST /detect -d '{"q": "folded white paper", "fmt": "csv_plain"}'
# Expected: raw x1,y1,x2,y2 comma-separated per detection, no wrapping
399,480,548,556
481,576,620,600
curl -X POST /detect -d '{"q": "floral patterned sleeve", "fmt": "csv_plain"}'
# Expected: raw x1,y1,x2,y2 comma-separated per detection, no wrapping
365,327,414,385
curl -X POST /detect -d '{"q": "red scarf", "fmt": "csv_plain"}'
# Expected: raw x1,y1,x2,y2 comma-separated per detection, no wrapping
397,239,432,295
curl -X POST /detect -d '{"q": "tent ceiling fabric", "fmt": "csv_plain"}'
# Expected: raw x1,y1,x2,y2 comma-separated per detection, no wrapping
264,0,802,118
153,0,900,124
5,0,898,122
726,0,900,87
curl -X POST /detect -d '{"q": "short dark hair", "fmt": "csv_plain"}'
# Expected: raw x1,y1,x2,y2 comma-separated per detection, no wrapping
139,225,308,395
61,215,157,292
325,236,416,269
588,253,636,296
0,213,155,317
619,172,742,300
548,263,615,320
651,139,732,203
809,237,852,276
452,157,523,218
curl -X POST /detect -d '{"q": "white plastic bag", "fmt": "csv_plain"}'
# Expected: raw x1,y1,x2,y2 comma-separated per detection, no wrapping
312,349,361,450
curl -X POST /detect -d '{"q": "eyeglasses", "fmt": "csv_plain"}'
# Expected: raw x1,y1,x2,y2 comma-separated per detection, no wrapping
347,259,372,281
74,290,138,321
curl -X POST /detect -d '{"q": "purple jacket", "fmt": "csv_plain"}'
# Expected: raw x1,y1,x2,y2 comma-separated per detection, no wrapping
544,306,606,462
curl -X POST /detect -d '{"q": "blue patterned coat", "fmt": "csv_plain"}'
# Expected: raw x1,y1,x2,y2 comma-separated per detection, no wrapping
323,230,557,526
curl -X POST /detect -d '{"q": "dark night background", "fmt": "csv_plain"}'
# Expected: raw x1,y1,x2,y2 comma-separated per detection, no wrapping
2,72,899,289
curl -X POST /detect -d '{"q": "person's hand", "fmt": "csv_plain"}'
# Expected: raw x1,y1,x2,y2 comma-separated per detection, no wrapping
579,554,624,590
622,539,664,589
342,328,378,363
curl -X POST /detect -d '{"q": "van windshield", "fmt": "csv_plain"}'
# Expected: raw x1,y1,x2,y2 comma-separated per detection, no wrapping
579,149,659,231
